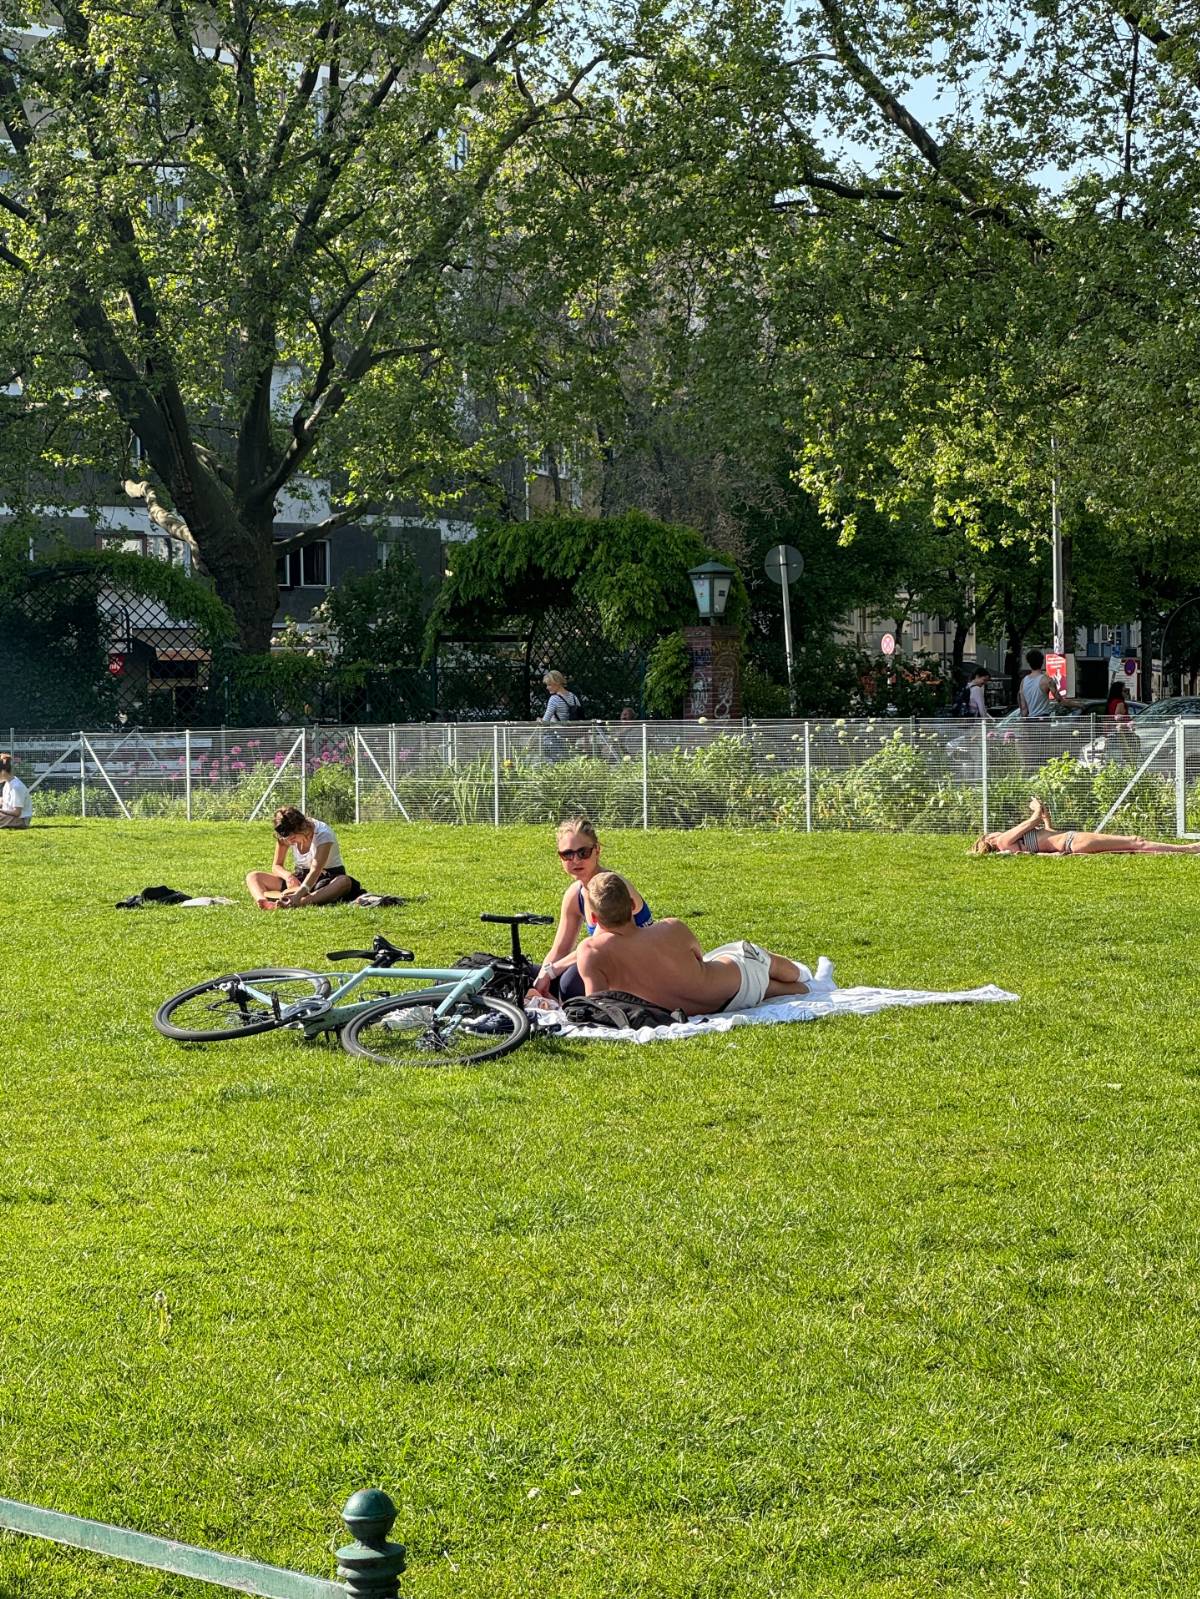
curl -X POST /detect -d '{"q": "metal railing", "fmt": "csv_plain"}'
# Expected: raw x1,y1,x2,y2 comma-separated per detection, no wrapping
0,1487,405,1597
7,715,1199,836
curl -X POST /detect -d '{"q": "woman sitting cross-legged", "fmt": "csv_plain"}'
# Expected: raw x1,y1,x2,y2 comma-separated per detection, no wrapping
973,797,1200,856
524,815,652,1004
246,805,362,908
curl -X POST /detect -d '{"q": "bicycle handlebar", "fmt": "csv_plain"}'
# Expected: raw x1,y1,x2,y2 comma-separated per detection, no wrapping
480,912,555,926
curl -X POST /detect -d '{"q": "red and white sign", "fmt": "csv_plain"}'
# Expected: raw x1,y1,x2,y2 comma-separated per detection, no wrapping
1045,651,1068,693
880,633,896,657
107,652,126,677
1123,657,1138,678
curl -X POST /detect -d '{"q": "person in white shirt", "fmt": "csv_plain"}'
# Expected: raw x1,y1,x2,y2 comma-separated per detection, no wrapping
967,667,992,719
0,754,32,829
245,805,361,909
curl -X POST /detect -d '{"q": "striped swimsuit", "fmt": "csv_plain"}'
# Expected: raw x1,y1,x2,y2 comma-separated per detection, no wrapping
1013,828,1074,854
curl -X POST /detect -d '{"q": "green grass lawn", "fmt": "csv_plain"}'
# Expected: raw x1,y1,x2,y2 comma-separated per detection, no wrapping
2,820,1199,1598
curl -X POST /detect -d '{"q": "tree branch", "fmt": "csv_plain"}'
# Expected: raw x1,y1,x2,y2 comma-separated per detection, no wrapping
250,31,598,510
1118,7,1200,93
814,0,1048,246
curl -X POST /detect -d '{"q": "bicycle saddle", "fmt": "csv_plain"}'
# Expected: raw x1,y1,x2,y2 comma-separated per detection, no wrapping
326,933,415,966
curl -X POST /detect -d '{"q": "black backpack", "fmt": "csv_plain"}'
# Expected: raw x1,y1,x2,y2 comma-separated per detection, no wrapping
562,990,686,1030
454,949,539,1005
565,691,585,721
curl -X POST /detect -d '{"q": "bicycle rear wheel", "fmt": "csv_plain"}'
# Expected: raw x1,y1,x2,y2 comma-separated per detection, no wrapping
341,992,529,1067
155,969,331,1042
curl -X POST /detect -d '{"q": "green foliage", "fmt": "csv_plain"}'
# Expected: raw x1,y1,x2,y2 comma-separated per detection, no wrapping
643,631,693,719
428,510,749,656
314,551,428,673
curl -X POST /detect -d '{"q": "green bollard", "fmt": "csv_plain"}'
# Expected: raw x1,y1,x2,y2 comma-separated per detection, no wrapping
336,1490,406,1599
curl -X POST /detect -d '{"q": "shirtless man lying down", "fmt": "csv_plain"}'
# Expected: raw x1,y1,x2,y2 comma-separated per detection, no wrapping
575,871,836,1017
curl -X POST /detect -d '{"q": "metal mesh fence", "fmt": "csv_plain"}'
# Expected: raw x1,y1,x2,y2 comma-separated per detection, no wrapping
9,717,1200,836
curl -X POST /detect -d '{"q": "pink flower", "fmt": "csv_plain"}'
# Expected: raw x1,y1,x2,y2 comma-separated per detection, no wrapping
274,751,285,767
231,761,245,772
209,770,219,784
231,745,242,755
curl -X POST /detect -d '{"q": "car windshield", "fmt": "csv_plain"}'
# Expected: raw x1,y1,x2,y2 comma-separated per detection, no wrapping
1137,699,1200,722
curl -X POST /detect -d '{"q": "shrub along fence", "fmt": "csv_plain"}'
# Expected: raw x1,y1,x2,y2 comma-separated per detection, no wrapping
8,716,1200,836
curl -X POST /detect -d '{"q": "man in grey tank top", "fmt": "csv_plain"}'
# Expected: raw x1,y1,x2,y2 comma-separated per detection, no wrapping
1018,649,1064,720
1018,648,1064,770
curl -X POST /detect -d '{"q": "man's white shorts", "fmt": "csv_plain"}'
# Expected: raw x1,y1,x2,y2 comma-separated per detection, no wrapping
704,940,772,1011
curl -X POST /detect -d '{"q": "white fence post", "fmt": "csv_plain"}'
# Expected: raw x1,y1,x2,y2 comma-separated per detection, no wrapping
79,732,86,818
81,735,131,819
980,716,989,835
804,722,812,834
492,724,501,826
641,721,649,830
185,729,192,821
354,726,361,824
1176,718,1187,837
299,727,307,814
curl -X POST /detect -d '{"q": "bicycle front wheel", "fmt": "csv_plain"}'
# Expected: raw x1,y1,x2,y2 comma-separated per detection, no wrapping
155,969,331,1041
341,992,529,1067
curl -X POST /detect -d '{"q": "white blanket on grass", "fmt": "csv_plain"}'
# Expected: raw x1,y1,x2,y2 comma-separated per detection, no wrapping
532,982,1019,1044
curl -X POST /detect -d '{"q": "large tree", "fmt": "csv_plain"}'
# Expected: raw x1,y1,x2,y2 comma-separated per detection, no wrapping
0,0,758,647
763,3,1200,552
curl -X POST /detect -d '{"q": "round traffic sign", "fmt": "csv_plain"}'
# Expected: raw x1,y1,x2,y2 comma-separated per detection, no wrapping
880,633,896,657
764,543,804,585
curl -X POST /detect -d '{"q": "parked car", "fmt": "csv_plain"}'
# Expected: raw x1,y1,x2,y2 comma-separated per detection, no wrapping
946,699,1145,777
1128,696,1200,771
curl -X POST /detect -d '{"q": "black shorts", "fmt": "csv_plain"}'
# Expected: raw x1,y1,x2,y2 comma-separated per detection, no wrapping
278,867,361,898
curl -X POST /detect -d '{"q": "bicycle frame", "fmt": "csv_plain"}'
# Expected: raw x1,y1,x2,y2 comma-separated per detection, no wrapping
249,962,493,1038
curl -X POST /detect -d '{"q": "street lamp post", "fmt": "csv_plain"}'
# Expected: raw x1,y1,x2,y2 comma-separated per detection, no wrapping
688,560,735,624
684,560,739,719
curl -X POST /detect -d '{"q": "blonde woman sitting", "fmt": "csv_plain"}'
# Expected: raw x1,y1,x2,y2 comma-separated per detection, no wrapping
973,797,1200,855
525,816,651,1004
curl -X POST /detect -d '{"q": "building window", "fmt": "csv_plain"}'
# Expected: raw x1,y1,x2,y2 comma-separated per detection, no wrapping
276,541,329,589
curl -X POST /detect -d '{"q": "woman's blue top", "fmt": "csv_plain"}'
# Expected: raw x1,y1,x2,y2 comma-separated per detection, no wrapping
578,881,652,935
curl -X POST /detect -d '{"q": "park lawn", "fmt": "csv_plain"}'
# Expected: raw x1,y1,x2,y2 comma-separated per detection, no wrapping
1,820,1199,1599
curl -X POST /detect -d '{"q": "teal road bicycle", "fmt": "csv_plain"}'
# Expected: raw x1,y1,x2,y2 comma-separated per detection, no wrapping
153,913,555,1067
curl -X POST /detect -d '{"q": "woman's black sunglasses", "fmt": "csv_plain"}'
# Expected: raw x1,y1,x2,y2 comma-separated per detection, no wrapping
558,845,596,861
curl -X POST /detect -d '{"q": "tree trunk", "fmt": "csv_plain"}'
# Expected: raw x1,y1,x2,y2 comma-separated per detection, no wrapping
952,620,969,676
189,494,279,652
1141,609,1156,702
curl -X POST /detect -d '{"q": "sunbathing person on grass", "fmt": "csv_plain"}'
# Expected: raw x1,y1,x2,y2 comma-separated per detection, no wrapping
575,871,836,1018
973,797,1200,856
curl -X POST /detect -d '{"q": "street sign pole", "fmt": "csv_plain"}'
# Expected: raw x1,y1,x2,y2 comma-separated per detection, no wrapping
780,574,796,716
765,544,804,718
